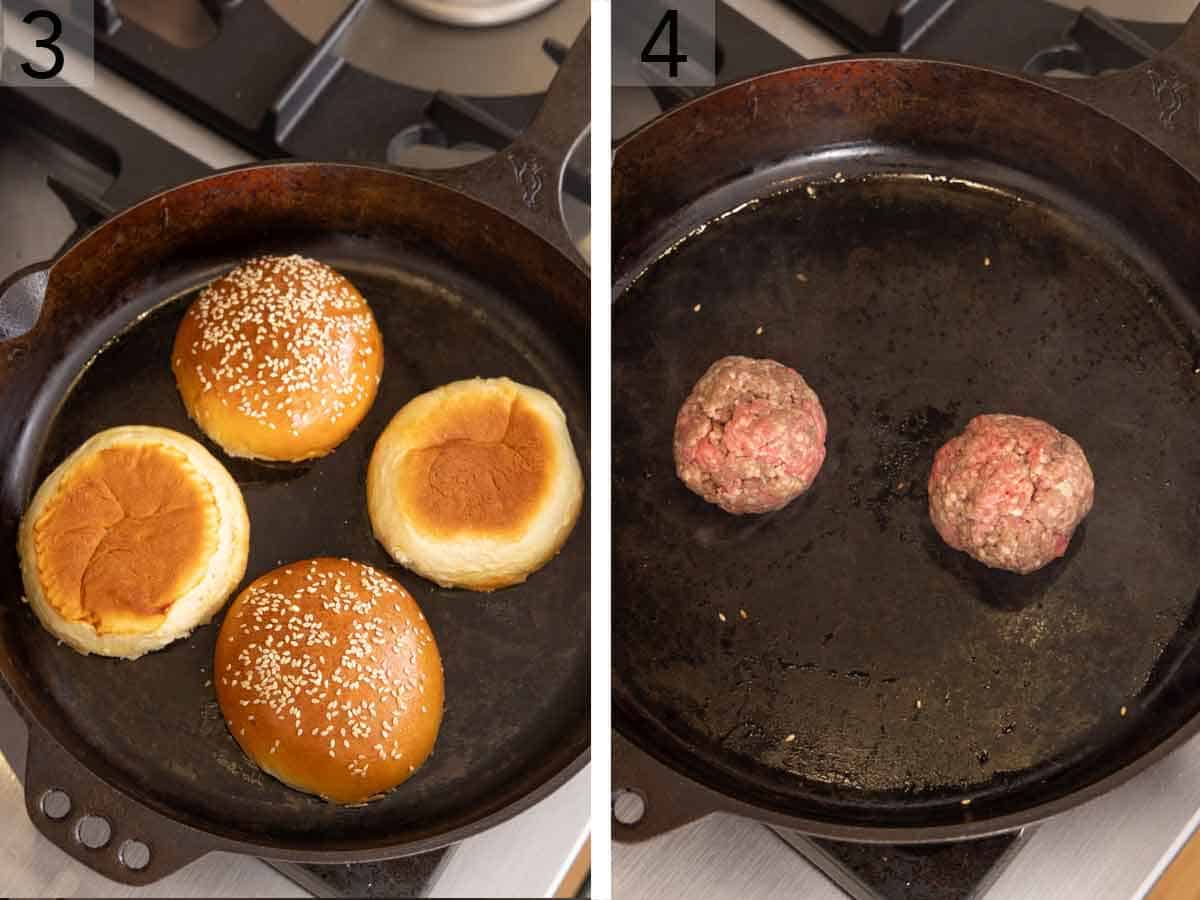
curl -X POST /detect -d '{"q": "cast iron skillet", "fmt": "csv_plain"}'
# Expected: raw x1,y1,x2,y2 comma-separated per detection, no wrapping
0,26,589,887
613,14,1200,844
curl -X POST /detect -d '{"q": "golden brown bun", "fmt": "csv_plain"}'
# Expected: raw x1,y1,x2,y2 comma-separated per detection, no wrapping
172,255,383,462
367,377,583,591
18,426,249,659
215,558,444,805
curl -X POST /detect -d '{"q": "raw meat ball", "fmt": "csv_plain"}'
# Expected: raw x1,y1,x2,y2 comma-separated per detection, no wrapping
928,414,1094,574
673,356,827,514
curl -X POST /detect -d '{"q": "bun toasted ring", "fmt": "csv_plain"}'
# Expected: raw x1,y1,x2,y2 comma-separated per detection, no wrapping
18,425,249,659
367,377,583,590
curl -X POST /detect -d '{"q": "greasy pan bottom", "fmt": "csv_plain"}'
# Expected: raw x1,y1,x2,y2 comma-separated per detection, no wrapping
613,151,1200,831
6,231,589,851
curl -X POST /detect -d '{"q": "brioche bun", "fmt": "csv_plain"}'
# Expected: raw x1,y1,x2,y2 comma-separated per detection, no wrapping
215,558,443,804
367,377,583,591
172,255,383,462
18,425,249,659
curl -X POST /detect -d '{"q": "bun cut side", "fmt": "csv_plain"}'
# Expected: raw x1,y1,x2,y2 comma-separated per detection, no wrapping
367,377,583,591
18,425,249,659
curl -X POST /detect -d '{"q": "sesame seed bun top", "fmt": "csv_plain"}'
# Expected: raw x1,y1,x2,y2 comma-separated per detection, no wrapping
214,557,443,805
172,255,383,462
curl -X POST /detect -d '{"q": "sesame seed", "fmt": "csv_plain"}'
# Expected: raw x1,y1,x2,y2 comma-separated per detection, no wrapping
182,257,376,431
220,558,434,773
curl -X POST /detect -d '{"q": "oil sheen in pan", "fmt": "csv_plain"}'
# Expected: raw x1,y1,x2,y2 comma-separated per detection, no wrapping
612,170,1200,803
19,233,588,844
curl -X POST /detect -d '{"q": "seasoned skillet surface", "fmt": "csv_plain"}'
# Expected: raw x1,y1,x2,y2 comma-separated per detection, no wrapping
8,232,589,848
613,169,1200,823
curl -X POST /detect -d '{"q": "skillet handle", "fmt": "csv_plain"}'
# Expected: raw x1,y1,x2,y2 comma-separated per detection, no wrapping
1037,7,1200,182
23,725,219,885
414,23,590,270
0,263,51,342
612,732,719,842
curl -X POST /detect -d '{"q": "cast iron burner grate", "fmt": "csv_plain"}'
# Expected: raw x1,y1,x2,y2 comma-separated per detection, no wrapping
783,0,1183,67
7,0,587,206
638,0,1186,119
86,0,542,161
776,828,1027,900
269,852,452,899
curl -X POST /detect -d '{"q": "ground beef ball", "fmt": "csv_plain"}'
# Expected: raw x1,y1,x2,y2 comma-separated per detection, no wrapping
673,356,827,514
928,414,1094,574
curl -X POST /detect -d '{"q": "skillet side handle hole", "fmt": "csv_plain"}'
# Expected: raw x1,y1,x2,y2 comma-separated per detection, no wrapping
613,787,646,826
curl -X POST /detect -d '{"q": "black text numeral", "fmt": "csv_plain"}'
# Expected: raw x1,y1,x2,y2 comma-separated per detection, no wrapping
21,10,66,81
641,9,688,78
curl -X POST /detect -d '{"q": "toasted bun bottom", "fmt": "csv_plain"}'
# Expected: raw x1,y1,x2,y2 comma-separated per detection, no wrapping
18,426,249,659
367,377,583,590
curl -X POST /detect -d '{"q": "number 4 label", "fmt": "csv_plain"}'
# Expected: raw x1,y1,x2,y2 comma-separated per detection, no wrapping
613,0,714,87
642,10,689,78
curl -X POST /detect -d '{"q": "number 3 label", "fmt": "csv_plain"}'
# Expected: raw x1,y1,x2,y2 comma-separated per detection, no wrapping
21,9,65,80
2,2,94,87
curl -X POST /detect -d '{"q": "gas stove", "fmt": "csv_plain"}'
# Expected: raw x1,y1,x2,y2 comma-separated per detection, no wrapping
615,0,1192,140
612,2,1200,899
0,1,588,897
